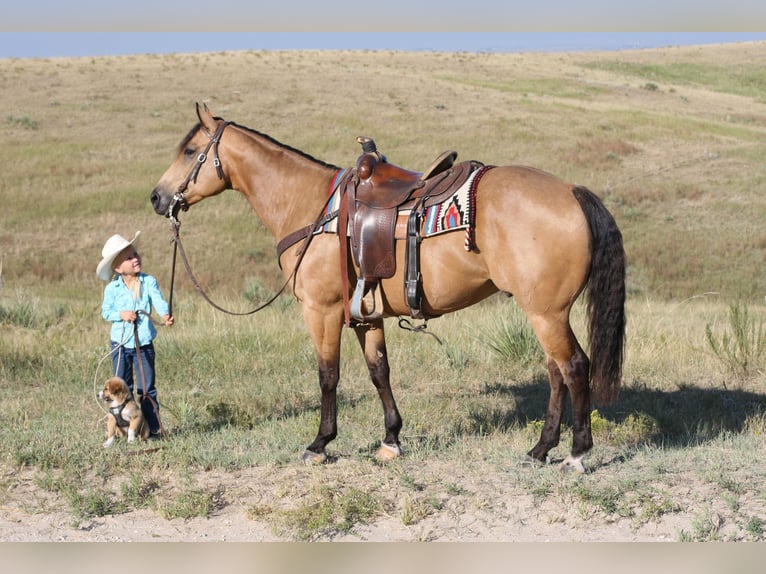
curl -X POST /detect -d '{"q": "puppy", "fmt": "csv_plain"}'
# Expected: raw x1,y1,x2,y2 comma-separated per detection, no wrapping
98,376,150,447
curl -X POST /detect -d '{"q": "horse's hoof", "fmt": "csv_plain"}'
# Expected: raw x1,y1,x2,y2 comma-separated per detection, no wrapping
559,454,587,474
302,450,327,465
375,442,401,461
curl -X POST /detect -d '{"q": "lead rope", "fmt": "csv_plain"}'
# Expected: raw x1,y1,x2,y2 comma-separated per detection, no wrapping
133,311,166,437
168,235,178,318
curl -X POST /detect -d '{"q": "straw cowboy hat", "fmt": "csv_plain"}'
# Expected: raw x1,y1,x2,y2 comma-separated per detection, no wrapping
96,231,141,281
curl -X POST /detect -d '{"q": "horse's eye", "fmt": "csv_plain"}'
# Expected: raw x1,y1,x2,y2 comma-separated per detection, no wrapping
184,147,196,158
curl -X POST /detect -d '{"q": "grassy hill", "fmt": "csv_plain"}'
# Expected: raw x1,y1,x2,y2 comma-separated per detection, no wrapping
2,42,766,302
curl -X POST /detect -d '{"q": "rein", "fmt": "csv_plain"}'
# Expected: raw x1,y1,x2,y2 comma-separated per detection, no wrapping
165,123,340,316
167,220,292,316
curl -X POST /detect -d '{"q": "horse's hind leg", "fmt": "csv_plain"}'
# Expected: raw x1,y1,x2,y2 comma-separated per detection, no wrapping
526,312,592,473
552,347,592,473
354,320,403,460
527,357,568,463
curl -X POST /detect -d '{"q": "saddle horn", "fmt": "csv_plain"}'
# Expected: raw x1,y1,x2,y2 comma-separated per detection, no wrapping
357,136,377,154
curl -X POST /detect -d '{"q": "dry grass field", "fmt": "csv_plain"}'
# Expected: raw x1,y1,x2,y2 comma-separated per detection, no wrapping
1,42,765,542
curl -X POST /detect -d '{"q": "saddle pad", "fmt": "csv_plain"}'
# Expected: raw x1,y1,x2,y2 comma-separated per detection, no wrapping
319,169,346,234
421,166,486,250
422,169,477,236
319,165,489,252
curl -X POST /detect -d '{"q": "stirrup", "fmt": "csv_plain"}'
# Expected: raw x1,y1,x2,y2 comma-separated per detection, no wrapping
350,279,382,323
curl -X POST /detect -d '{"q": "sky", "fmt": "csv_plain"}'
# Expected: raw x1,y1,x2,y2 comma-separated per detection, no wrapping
2,0,766,59
3,32,766,60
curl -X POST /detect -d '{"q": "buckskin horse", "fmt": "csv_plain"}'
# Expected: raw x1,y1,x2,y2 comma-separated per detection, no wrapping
150,104,625,473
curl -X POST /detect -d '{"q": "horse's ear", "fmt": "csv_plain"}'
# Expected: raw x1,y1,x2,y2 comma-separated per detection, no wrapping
196,102,217,133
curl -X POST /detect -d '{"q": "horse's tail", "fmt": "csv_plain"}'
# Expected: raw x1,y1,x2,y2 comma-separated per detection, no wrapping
572,186,626,405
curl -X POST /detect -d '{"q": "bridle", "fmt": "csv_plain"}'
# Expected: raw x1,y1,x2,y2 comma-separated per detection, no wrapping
167,120,231,224
163,120,336,318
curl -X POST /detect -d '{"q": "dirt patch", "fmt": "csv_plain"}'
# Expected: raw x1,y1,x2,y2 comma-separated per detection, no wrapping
0,460,733,542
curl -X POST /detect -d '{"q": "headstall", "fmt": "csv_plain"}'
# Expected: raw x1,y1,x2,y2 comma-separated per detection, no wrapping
168,120,230,224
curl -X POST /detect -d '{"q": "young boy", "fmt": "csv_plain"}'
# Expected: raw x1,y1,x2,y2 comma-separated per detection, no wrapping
97,231,174,438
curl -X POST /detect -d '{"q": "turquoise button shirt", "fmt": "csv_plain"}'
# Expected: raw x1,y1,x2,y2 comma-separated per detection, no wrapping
101,273,170,348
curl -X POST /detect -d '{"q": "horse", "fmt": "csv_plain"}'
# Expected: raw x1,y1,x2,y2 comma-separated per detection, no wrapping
150,103,626,473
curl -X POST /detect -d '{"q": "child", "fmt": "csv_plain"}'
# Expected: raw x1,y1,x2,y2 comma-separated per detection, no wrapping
97,231,174,438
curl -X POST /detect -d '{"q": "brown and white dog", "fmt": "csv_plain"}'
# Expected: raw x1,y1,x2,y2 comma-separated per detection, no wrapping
98,376,150,447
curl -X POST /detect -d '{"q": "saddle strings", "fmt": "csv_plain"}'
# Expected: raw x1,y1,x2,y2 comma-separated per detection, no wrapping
397,317,443,345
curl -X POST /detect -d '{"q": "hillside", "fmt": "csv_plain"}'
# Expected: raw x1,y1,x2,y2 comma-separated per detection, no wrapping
1,42,765,302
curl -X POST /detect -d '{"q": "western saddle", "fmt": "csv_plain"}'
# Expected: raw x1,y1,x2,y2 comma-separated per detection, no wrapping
276,137,484,326
339,137,483,325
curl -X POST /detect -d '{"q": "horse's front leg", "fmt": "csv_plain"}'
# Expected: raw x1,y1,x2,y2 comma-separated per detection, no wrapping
302,308,343,464
354,319,403,460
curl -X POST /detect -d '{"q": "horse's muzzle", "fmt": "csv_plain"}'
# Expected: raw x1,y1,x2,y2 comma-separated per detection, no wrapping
150,188,167,216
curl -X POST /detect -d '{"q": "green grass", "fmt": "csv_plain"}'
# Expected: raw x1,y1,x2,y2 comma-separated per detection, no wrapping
480,304,545,367
1,288,764,540
272,484,383,540
436,75,609,100
582,60,766,102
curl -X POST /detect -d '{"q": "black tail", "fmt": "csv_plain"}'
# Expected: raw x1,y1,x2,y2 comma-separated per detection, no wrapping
572,186,626,405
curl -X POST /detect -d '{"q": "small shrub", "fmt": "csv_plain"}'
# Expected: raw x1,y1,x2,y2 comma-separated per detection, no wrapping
573,483,632,517
156,484,226,520
684,508,723,541
6,114,38,129
0,295,65,328
444,344,469,369
616,413,660,445
400,495,434,526
705,301,766,377
274,485,382,541
243,278,271,304
65,485,127,524
745,516,764,539
0,299,36,327
481,310,544,367
120,476,161,509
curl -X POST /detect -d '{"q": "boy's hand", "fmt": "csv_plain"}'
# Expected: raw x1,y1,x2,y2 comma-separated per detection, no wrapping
120,311,138,322
163,314,175,327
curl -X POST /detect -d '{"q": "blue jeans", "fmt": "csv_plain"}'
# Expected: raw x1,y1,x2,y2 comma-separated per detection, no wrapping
110,342,161,434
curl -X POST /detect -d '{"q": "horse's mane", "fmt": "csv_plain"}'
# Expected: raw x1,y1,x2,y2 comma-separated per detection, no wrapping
230,121,340,170
177,120,339,171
